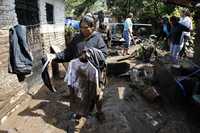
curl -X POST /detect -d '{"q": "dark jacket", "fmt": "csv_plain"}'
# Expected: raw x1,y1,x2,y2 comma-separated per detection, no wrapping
158,22,171,39
8,25,33,81
87,48,106,71
55,31,107,62
168,23,190,45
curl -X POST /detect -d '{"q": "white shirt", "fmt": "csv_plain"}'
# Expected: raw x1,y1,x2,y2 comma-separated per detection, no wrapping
124,18,133,33
179,16,192,37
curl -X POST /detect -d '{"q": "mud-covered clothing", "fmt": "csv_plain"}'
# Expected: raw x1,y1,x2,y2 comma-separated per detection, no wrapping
64,58,102,115
41,57,56,92
55,31,107,62
56,31,107,115
8,25,33,82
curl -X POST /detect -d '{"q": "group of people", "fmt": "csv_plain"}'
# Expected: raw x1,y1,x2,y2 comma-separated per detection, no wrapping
123,9,193,65
158,9,193,67
45,9,192,130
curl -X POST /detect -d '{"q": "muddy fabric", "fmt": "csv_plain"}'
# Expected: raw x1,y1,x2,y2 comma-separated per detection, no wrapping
87,47,106,72
8,25,33,81
41,57,56,92
64,58,101,115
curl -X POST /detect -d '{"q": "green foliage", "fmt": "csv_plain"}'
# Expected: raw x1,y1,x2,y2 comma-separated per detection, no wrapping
171,7,181,17
65,0,107,17
159,4,175,15
65,0,176,24
65,0,84,17
108,0,175,22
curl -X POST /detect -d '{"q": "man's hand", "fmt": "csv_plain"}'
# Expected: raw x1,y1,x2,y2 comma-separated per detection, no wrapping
46,53,56,61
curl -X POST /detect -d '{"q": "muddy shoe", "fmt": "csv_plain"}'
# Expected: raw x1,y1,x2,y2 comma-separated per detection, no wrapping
74,117,87,133
95,112,106,123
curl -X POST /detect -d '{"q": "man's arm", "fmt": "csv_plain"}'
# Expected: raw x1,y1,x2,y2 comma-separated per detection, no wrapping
55,43,76,62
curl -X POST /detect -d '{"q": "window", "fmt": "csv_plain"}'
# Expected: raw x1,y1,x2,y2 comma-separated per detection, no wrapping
15,0,39,25
46,3,54,24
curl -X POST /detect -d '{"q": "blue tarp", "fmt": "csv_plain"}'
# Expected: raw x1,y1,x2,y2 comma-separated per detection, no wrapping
65,19,80,30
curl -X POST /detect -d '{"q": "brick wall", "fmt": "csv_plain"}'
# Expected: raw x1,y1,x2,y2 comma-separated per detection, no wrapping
0,29,64,96
0,27,44,95
0,0,18,29
0,0,65,121
41,31,65,53
39,0,65,25
0,0,65,93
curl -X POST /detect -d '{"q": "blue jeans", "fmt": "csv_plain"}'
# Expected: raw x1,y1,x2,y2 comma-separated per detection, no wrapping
170,43,183,64
123,30,131,48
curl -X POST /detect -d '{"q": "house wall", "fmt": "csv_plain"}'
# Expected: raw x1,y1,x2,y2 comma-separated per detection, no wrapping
0,0,65,122
0,0,18,29
0,0,24,97
39,0,65,53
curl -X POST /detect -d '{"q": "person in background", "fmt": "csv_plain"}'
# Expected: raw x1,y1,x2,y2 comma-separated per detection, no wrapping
179,9,193,57
123,13,133,55
98,23,112,48
157,16,171,51
168,16,190,68
47,13,107,122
